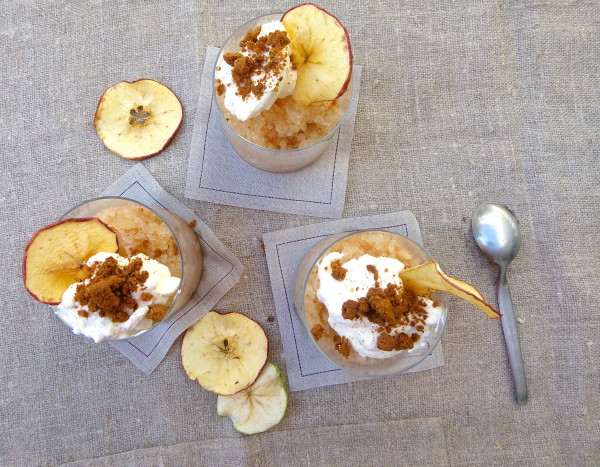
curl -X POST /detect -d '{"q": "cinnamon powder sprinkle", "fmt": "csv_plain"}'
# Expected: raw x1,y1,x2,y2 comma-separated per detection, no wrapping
73,256,149,324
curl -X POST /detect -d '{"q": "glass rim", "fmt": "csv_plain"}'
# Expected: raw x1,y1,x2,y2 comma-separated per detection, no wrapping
298,229,449,377
212,12,355,153
60,196,186,341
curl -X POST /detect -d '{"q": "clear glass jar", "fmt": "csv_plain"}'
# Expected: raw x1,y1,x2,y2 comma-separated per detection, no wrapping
293,230,448,377
59,197,203,340
214,13,354,172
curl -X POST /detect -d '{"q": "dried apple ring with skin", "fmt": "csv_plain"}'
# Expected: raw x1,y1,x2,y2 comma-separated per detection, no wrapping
181,311,269,396
94,79,183,160
399,261,500,319
23,218,119,304
282,3,353,104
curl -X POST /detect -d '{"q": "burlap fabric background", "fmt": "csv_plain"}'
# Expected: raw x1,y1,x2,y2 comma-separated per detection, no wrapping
1,0,598,465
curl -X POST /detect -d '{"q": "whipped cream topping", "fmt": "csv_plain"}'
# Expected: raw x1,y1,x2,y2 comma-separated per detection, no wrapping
55,252,180,343
317,252,443,359
216,20,297,122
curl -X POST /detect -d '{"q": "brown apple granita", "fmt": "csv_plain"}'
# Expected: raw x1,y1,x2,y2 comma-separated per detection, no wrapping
96,205,181,277
219,92,351,150
304,232,423,361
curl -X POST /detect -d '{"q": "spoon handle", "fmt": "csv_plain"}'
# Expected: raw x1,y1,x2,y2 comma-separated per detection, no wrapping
498,267,528,404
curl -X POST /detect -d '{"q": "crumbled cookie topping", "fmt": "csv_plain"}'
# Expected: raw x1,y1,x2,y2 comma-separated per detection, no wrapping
74,256,149,324
218,25,291,102
330,259,347,281
341,283,429,352
147,304,168,322
333,333,351,358
311,324,325,341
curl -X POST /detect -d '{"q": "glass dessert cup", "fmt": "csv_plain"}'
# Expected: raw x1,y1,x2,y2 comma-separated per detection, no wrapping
213,13,354,173
293,230,449,377
59,197,203,341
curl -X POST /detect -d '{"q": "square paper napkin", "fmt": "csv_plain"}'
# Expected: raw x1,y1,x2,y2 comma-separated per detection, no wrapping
101,164,243,374
263,211,445,392
185,46,362,218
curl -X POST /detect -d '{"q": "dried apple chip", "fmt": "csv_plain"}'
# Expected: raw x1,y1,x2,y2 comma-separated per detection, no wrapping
181,311,268,396
23,218,119,304
282,3,353,104
217,363,288,435
399,261,500,319
94,79,183,160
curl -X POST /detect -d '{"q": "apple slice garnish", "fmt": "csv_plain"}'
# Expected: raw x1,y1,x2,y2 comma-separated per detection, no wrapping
399,261,501,319
282,3,352,104
181,311,268,396
23,218,119,304
94,79,183,160
217,363,288,435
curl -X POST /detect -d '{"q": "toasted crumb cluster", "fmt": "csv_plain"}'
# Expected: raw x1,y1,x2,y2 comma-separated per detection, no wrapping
222,95,347,149
330,259,347,281
74,256,148,323
333,334,351,358
341,284,427,330
341,283,428,352
220,26,291,102
146,304,168,322
96,205,181,277
311,323,325,341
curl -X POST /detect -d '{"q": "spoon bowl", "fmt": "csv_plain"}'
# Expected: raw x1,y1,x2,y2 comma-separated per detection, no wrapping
472,203,528,404
472,203,522,266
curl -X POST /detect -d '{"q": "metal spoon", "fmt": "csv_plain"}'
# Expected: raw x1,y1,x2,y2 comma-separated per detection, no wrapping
472,203,528,404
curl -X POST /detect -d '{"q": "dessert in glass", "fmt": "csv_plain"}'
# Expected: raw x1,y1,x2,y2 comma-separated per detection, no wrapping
23,197,203,342
293,231,449,377
213,4,353,172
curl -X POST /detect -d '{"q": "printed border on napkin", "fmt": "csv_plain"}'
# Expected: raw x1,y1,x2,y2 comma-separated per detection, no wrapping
263,212,444,392
101,164,244,374
185,46,362,218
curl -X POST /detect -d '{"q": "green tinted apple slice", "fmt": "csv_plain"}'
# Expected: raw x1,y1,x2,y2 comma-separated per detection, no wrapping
217,363,288,435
